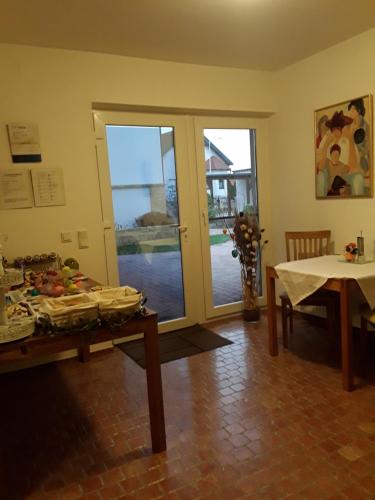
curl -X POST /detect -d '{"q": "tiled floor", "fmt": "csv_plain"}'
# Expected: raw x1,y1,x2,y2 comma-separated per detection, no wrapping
2,313,375,499
118,241,242,322
210,241,243,307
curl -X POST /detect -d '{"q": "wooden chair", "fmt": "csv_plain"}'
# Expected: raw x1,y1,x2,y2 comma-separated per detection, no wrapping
360,306,375,369
280,230,338,348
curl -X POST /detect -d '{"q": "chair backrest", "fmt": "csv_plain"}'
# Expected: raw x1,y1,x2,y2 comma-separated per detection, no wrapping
285,230,331,261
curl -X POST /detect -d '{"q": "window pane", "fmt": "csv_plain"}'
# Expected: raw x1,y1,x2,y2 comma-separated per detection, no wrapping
106,125,185,322
204,128,260,307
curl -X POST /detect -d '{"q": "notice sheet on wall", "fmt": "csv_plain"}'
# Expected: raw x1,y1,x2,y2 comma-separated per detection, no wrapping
0,169,33,209
7,123,42,163
31,167,66,206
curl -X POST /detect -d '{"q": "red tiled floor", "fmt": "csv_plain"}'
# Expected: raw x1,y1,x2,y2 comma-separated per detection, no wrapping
119,240,243,322
1,312,375,499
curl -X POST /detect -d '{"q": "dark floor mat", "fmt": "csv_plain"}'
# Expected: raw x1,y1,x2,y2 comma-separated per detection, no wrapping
117,324,233,368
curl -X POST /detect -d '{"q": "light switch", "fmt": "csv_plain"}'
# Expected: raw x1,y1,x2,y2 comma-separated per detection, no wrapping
78,229,89,249
61,232,73,243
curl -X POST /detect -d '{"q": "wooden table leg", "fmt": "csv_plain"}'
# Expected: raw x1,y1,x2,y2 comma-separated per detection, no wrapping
340,279,354,391
143,315,166,453
79,340,90,363
20,344,28,355
266,266,278,356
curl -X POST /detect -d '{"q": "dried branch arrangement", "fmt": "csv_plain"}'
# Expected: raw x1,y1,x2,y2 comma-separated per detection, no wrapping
224,212,268,313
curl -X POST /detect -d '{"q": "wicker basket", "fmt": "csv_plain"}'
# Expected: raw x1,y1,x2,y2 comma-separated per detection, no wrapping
39,294,98,328
92,287,142,318
0,269,24,287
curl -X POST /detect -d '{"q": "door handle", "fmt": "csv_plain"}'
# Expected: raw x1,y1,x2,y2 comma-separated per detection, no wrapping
178,226,188,233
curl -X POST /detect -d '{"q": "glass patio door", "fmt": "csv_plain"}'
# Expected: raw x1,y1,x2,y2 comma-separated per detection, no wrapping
94,111,198,332
195,117,268,319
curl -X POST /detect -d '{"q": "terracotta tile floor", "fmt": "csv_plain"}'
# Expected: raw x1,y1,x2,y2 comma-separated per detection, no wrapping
118,240,242,322
1,313,375,499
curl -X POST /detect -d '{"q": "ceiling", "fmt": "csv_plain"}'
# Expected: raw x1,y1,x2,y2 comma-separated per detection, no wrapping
1,0,375,71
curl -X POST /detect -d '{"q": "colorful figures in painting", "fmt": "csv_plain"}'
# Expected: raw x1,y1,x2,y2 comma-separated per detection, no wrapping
315,96,371,198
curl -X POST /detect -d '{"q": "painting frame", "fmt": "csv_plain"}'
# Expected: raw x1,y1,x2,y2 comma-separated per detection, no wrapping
314,94,373,199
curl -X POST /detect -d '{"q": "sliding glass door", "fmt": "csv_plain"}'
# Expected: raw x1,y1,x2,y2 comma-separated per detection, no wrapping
94,111,268,328
94,112,199,332
195,117,267,319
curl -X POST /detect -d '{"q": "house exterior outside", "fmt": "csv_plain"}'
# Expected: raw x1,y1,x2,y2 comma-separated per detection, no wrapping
204,137,256,217
108,127,257,230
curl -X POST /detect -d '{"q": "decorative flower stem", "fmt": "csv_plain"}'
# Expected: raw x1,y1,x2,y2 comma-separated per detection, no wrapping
223,211,268,314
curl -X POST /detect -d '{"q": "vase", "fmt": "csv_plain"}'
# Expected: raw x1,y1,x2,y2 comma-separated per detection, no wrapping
243,283,260,322
344,252,356,263
243,307,260,322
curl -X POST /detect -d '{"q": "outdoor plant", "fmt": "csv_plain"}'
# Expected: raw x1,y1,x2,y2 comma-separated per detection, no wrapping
223,211,268,320
207,193,218,219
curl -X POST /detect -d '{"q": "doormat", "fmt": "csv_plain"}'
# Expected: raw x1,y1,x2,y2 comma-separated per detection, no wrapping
116,324,233,368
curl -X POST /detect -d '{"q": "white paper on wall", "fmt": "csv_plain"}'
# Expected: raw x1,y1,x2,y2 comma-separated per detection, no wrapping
31,167,66,207
0,168,34,209
7,123,42,163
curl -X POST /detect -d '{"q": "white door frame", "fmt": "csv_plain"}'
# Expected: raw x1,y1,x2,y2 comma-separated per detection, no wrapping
194,116,271,319
93,110,204,332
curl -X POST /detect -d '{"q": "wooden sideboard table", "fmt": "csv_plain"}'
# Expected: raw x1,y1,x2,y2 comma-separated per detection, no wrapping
0,308,166,453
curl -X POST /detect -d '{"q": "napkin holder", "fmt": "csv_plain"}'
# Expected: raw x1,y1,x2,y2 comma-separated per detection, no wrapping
357,236,365,264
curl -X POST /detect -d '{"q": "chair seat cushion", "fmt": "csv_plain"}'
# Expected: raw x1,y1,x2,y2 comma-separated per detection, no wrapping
361,303,375,325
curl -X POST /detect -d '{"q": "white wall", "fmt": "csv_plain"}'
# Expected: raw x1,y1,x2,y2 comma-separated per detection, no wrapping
212,179,227,199
0,43,275,283
6,27,373,287
269,28,375,264
236,179,249,211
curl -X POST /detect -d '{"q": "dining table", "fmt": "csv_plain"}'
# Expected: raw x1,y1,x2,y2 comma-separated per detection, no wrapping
266,254,375,391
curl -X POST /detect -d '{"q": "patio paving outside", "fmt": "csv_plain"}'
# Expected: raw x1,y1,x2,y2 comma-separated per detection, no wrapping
118,240,242,322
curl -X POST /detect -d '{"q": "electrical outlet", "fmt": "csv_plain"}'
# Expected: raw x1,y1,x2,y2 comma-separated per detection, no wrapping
78,230,89,249
61,232,73,243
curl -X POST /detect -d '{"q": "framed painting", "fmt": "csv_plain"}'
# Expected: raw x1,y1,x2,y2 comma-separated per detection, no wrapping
315,94,373,199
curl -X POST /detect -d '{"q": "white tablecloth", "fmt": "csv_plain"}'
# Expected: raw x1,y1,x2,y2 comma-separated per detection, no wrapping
275,255,375,308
